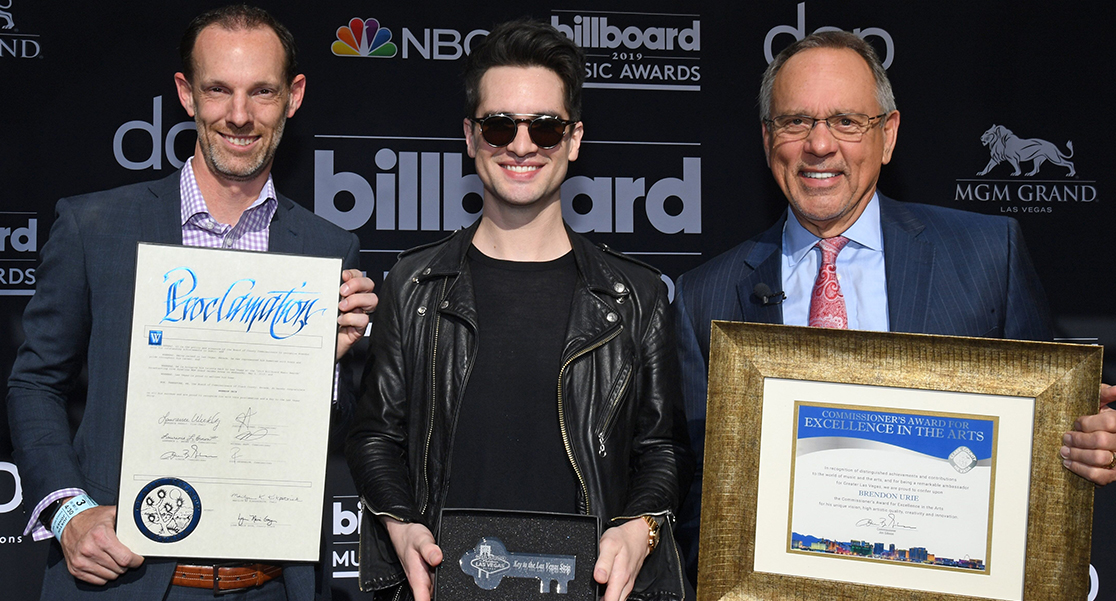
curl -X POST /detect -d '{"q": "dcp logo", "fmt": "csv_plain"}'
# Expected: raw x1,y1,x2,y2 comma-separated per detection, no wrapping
0,462,22,514
764,2,894,68
113,96,196,171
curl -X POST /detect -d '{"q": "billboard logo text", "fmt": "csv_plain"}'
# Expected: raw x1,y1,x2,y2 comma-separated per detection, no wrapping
551,15,700,51
333,500,362,536
316,150,701,234
0,217,35,252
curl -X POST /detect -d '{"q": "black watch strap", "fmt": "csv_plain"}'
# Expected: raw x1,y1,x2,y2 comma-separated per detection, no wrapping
39,498,67,530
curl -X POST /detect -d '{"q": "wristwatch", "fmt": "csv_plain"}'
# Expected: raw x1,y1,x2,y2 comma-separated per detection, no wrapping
39,498,67,530
640,515,661,554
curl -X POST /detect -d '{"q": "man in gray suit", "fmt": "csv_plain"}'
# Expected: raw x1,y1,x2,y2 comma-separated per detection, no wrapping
672,30,1057,582
6,5,376,599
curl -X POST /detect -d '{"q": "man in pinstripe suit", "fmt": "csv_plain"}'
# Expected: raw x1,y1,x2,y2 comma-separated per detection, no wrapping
671,31,1057,583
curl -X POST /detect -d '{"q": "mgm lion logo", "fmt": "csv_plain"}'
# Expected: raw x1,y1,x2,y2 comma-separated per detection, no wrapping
976,124,1075,177
0,0,13,30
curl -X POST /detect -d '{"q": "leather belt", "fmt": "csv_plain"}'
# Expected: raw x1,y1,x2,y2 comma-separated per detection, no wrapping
172,563,283,594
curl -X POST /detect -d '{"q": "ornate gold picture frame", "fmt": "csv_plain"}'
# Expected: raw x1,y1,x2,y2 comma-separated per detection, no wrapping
698,322,1100,601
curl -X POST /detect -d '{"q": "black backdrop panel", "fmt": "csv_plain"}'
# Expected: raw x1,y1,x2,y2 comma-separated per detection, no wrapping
1,2,1112,599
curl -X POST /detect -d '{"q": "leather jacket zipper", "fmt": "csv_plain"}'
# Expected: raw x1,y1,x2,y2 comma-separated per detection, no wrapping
595,362,632,457
558,325,622,516
419,278,449,515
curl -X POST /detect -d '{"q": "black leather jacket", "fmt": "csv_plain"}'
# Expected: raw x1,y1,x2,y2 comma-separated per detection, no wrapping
346,221,693,600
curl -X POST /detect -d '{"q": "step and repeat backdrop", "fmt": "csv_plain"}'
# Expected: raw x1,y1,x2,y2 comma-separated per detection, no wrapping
1,1,1113,599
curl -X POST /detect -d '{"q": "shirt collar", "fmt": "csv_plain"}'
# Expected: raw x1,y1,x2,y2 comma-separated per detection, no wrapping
179,157,277,226
783,191,883,267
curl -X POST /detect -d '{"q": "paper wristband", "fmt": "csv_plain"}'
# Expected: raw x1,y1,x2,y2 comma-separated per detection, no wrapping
50,494,98,539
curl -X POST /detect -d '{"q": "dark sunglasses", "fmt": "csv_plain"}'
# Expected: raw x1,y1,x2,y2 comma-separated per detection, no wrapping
469,113,577,149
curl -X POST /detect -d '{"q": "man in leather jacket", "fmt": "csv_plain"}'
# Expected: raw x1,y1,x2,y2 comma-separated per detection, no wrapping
346,19,693,601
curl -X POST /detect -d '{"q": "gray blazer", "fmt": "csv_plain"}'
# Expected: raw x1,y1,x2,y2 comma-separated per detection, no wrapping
7,171,360,600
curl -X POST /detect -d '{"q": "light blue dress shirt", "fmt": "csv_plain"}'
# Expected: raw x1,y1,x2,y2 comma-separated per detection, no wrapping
780,193,890,331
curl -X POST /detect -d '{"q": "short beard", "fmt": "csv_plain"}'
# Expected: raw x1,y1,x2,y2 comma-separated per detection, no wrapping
196,112,287,183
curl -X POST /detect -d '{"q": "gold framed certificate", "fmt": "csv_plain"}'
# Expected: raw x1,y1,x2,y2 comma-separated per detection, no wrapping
698,322,1100,601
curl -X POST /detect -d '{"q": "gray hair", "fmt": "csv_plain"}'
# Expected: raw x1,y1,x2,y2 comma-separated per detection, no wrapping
758,30,896,120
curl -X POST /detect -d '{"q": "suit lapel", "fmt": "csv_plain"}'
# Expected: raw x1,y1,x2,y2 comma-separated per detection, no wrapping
880,195,935,333
735,216,785,325
268,195,302,254
141,172,184,245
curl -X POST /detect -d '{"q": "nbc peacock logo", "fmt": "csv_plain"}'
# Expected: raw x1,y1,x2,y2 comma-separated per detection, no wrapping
332,17,397,58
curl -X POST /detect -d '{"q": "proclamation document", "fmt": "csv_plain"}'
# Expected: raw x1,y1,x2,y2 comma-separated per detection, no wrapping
753,378,1034,601
116,243,341,561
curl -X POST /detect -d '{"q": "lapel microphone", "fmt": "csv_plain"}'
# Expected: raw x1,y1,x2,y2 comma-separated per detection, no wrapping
753,283,786,306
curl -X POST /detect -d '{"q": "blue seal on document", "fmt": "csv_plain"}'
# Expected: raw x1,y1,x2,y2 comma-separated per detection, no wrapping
948,446,978,474
133,478,201,543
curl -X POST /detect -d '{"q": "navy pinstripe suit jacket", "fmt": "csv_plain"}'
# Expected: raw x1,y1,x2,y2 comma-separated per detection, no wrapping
671,193,1051,580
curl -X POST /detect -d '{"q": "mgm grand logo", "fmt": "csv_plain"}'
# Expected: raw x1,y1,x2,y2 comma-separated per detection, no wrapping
1,0,13,30
955,124,1095,214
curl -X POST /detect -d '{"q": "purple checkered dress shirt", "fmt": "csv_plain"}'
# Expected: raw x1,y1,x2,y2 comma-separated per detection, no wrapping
180,158,278,251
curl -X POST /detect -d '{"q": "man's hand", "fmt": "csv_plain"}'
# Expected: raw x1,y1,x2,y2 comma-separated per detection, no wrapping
58,505,144,585
336,269,377,360
1062,383,1116,485
594,518,651,601
381,518,442,601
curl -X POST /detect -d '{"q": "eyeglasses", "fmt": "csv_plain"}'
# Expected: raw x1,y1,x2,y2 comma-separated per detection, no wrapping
764,112,889,142
469,113,577,149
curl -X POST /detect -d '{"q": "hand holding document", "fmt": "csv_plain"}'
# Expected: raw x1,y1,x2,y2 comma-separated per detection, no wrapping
116,243,341,561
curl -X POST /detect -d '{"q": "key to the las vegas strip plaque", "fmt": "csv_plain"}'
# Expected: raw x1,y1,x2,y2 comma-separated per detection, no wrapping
459,537,576,593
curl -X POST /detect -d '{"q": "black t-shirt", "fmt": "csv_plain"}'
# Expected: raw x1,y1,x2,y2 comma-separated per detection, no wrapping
443,245,580,513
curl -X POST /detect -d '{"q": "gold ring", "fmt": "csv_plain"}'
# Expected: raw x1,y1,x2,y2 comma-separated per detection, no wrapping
1106,450,1116,470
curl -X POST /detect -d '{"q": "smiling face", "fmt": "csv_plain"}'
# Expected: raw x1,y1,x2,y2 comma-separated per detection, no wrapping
763,47,899,238
464,65,583,215
175,24,305,187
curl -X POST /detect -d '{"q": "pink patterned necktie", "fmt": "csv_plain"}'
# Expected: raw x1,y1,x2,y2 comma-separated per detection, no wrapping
808,236,851,329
